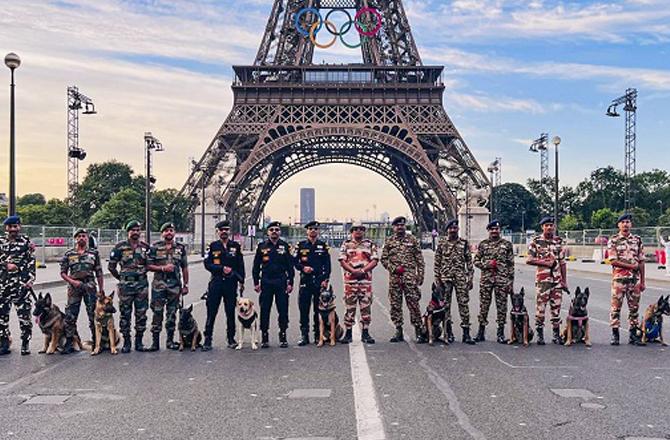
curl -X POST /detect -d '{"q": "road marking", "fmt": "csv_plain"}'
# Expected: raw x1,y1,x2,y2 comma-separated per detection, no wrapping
349,325,387,440
470,351,578,370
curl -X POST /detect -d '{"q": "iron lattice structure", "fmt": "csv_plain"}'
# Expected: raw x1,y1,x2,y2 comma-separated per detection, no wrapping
67,86,95,198
177,0,489,232
607,88,638,210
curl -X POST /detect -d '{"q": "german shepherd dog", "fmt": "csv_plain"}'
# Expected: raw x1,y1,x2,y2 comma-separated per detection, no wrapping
318,285,344,347
508,288,534,347
421,283,448,346
178,304,202,351
32,292,82,354
92,292,120,355
561,287,591,347
641,295,670,345
236,297,259,350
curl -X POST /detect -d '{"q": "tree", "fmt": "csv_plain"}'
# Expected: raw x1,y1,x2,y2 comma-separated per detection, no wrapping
629,207,651,227
88,188,144,229
18,193,46,206
492,183,540,232
70,161,134,222
575,167,625,225
43,199,75,225
152,189,191,231
659,208,670,226
590,208,620,230
526,179,581,219
559,214,582,231
17,204,48,224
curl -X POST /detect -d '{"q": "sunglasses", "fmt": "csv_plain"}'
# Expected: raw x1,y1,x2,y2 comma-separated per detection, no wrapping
218,227,230,232
352,227,365,232
307,227,319,231
268,227,280,232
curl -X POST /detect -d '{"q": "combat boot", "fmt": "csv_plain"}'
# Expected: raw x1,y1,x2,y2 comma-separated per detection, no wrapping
298,328,309,346
0,336,10,355
313,329,319,345
121,335,132,353
536,326,545,345
445,321,455,344
610,328,620,346
279,330,288,348
134,333,146,352
462,327,476,345
629,327,646,346
361,328,375,344
261,331,269,349
474,324,486,342
496,325,508,344
147,333,160,352
552,327,563,345
415,326,427,344
60,337,74,355
202,336,212,352
340,328,352,344
227,335,237,349
20,338,30,355
389,326,404,343
166,330,178,350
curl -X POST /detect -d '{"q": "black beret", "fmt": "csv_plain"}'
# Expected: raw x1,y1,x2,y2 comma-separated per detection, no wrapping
304,221,320,229
160,222,176,232
3,215,21,225
125,220,142,231
539,216,554,226
267,221,281,229
73,228,88,237
486,220,501,230
391,216,406,226
445,218,459,229
215,220,231,229
617,213,632,223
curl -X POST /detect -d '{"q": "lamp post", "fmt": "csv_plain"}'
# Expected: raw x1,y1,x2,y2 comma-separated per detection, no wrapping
551,136,561,230
5,53,20,216
144,132,164,243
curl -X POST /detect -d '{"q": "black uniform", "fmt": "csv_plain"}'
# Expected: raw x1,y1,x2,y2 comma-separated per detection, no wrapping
203,239,245,341
252,239,294,332
293,239,331,336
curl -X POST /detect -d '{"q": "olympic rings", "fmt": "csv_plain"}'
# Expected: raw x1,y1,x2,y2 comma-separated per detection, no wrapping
295,7,382,48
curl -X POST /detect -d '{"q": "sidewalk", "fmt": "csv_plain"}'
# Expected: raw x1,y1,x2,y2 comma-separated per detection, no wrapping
562,259,670,284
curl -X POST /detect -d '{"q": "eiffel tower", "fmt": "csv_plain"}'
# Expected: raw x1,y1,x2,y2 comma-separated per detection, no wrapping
177,0,489,237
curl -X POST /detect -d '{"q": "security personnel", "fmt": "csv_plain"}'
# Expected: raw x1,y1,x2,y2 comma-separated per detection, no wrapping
60,228,105,354
381,216,426,343
0,216,35,356
109,220,150,353
203,220,245,351
252,221,294,348
525,216,567,345
473,219,514,344
293,221,331,346
607,213,646,345
146,223,189,351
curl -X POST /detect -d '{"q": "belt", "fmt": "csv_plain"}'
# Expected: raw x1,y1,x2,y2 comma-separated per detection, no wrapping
121,274,144,282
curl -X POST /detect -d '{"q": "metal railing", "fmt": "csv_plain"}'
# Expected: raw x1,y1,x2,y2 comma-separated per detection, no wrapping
508,226,670,247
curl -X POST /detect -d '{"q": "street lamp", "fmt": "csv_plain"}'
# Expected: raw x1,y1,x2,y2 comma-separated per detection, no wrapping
551,135,561,230
5,52,20,216
144,132,164,243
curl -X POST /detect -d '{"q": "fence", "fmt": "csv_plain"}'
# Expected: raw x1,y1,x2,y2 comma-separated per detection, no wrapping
508,226,670,248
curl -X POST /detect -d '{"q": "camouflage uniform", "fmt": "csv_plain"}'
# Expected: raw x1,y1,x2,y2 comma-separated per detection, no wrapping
60,247,103,339
474,237,514,326
380,233,424,329
109,241,150,337
338,239,379,330
0,234,35,341
148,240,188,335
607,232,644,328
433,237,473,328
527,235,565,329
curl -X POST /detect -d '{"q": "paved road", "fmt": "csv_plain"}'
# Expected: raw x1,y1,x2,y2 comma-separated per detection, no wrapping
1,251,669,440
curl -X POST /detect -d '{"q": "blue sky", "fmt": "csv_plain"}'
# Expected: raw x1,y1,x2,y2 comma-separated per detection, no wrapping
0,0,668,221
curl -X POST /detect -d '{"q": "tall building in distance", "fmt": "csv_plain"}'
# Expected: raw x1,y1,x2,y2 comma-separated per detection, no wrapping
300,188,315,224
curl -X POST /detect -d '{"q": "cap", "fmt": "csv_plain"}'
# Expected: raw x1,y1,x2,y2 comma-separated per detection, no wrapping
617,213,633,224
125,220,142,231
215,220,231,230
304,221,320,229
350,220,366,232
486,219,501,230
73,228,88,237
539,216,554,226
160,222,176,232
267,221,281,229
391,216,406,226
3,215,21,225
445,218,459,229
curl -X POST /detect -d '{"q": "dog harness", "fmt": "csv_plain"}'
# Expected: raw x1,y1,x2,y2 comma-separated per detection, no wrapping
238,312,258,329
645,321,661,340
568,314,588,329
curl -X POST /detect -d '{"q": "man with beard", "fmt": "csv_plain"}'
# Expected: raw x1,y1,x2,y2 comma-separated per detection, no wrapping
146,223,189,351
109,220,150,353
0,216,35,355
60,228,105,354
252,221,294,348
203,220,245,351
607,213,646,346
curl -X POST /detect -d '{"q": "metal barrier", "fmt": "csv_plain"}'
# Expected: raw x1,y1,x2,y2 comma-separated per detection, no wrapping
509,226,670,247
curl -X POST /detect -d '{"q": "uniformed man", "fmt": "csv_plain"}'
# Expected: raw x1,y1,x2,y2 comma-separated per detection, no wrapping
252,221,294,348
108,220,150,353
293,221,331,346
0,216,35,356
473,219,514,344
607,213,646,346
380,216,426,343
433,219,475,344
146,223,189,352
525,216,567,345
203,220,245,351
60,228,105,354
338,221,379,344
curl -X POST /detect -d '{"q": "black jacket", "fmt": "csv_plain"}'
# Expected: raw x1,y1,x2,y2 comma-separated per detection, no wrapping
204,239,245,282
252,239,294,287
293,239,331,285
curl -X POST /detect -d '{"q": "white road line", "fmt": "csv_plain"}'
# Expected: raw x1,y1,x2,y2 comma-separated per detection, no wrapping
349,325,387,440
470,351,578,370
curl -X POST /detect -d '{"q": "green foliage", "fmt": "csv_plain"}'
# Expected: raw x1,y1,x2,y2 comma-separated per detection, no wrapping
590,208,620,230
659,208,670,226
88,188,144,230
152,189,191,232
69,161,134,222
18,193,46,206
559,214,582,231
492,183,540,232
